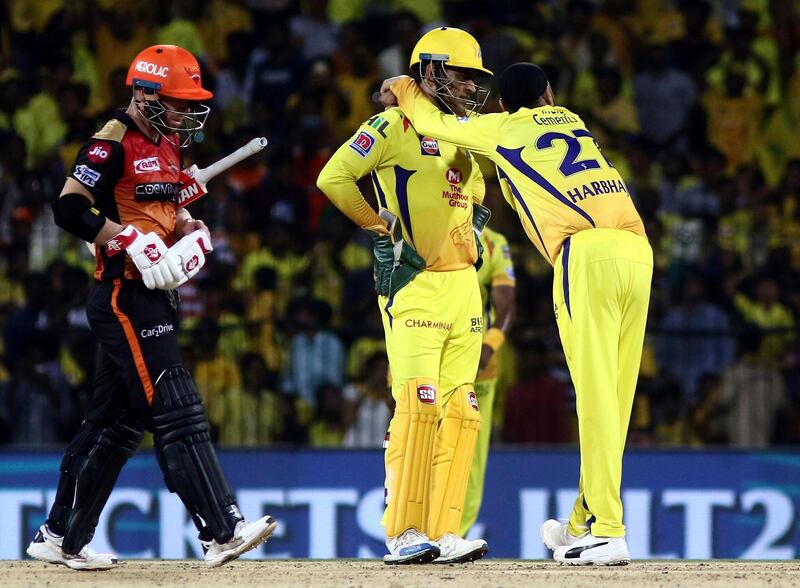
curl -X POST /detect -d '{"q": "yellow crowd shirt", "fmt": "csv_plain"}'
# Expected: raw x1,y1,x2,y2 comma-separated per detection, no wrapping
392,79,646,265
476,227,516,327
317,106,485,271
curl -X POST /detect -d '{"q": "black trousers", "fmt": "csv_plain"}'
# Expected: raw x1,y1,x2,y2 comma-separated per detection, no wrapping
85,279,181,425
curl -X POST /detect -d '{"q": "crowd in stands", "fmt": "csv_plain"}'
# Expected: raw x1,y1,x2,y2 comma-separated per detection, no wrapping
1,0,799,449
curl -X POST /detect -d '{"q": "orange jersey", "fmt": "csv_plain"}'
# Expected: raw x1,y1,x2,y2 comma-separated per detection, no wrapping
69,113,182,280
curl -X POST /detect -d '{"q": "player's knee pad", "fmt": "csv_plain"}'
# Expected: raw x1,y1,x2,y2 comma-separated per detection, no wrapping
62,413,144,554
428,384,481,539
152,365,241,543
383,377,439,537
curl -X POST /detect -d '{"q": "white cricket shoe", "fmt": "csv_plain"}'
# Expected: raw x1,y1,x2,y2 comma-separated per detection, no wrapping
540,519,588,551
553,532,630,566
26,525,118,570
202,516,277,568
433,533,488,564
384,528,440,565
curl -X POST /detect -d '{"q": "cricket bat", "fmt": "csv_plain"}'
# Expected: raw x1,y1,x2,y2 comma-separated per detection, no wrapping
177,137,269,208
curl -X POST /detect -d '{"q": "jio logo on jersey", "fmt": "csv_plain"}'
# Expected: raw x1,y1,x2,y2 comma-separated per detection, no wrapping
420,137,440,156
87,142,111,163
446,168,463,185
417,384,437,405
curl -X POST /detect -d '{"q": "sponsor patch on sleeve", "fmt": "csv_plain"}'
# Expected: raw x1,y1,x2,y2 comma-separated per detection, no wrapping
349,131,376,157
73,164,101,188
506,266,516,279
86,141,111,164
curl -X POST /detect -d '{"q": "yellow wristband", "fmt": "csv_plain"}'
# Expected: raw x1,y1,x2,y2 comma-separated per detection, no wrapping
483,327,505,352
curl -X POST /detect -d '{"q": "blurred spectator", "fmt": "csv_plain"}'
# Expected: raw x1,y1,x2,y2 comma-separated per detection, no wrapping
289,0,339,60
308,383,346,446
0,329,71,445
587,67,639,146
656,272,735,401
670,146,725,218
702,70,764,172
651,380,689,445
633,44,696,153
0,132,26,246
214,31,256,134
377,11,421,78
191,316,244,441
214,352,284,446
250,19,307,133
690,373,726,444
94,9,155,109
706,12,778,107
246,266,281,372
236,219,311,314
731,275,795,365
3,272,50,372
342,352,390,447
718,331,785,447
281,297,344,408
503,339,570,443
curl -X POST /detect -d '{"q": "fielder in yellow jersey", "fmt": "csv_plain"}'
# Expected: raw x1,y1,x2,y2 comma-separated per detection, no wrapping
461,227,516,537
317,27,492,565
386,62,653,566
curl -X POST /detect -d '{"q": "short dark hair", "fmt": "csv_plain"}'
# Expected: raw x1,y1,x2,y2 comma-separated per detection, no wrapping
498,62,549,112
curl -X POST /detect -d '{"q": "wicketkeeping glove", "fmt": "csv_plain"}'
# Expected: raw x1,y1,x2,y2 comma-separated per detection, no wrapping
105,225,184,290
369,209,426,297
168,229,213,286
472,203,491,271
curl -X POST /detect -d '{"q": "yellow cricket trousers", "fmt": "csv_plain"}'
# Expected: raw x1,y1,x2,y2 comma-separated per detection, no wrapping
379,266,484,538
553,228,653,538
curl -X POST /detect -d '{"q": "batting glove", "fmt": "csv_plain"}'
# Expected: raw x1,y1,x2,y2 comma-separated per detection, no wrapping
105,225,183,290
169,229,213,286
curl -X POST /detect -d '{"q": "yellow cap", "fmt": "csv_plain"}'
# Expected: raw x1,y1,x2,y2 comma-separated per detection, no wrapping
409,27,493,77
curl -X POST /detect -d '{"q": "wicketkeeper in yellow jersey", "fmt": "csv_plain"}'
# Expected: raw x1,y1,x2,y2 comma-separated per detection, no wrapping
383,62,653,566
317,27,492,565
461,227,516,538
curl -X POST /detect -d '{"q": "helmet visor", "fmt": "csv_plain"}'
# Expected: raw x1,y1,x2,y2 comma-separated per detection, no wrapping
423,61,491,117
140,94,210,147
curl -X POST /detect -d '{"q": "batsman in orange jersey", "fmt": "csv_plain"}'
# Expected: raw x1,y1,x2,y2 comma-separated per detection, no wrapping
26,45,275,570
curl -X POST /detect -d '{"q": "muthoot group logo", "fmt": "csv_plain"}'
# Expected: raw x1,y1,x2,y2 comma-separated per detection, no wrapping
140,323,174,338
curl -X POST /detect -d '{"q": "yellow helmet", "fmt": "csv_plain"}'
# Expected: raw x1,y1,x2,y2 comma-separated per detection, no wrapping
409,27,493,77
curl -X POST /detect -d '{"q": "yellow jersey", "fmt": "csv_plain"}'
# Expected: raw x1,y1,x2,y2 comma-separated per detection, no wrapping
392,79,646,265
476,227,516,327
317,106,485,271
